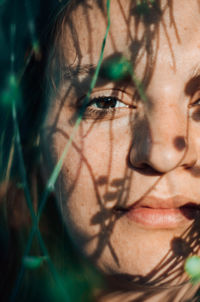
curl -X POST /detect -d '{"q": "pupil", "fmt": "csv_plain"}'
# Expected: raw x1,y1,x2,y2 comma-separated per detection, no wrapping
96,96,117,108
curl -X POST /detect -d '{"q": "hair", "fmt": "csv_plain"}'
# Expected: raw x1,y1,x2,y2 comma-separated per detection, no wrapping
0,1,104,301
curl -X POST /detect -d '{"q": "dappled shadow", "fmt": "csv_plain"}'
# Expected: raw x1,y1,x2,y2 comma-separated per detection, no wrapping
98,220,200,302
40,1,200,302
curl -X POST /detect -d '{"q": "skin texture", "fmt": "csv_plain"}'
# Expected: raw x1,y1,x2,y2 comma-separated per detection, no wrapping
42,0,200,300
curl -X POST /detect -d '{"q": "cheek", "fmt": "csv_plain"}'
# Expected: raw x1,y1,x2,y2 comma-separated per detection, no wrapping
49,119,131,236
51,121,174,278
53,118,131,190
43,112,195,279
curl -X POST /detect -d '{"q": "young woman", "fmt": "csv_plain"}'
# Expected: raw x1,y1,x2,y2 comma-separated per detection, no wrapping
2,0,200,301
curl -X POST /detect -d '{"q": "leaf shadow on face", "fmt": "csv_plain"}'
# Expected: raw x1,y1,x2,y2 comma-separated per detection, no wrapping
44,1,200,302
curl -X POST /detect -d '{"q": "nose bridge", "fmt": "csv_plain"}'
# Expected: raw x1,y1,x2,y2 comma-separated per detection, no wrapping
149,99,186,147
148,97,187,169
130,91,196,173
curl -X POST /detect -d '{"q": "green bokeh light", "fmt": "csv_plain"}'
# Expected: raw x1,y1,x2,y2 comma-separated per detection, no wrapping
185,256,200,284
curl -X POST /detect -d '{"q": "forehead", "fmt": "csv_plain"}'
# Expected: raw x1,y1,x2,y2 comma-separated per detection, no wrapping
59,0,200,79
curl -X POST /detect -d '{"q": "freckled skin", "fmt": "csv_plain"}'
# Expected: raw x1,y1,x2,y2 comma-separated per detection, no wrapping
42,0,200,300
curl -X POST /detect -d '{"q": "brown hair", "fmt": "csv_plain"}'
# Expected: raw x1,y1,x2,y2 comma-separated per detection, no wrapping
0,1,103,301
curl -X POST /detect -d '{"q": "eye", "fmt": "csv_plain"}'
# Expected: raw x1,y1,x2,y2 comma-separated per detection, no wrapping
189,94,200,122
78,90,136,120
189,91,200,107
88,96,129,109
192,98,200,106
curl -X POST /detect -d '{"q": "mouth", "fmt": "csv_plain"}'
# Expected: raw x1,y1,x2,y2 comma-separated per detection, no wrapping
114,197,200,229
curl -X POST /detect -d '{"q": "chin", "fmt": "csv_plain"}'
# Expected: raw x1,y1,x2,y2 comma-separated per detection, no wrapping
83,217,195,289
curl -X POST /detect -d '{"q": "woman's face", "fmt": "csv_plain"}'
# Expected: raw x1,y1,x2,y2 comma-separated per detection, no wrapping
43,0,200,285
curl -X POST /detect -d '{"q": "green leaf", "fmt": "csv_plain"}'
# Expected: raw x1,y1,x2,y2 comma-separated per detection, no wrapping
185,256,200,283
16,183,24,189
0,0,6,6
135,0,156,16
23,256,48,269
100,56,132,81
1,74,21,109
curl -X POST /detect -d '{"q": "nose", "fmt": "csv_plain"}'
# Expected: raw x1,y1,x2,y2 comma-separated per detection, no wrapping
129,101,197,173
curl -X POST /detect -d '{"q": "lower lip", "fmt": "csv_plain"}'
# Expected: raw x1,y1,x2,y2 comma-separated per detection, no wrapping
126,207,193,228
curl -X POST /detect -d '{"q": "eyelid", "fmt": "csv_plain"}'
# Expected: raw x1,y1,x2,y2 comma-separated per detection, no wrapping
192,99,200,106
88,96,129,109
189,90,200,107
81,88,136,107
77,89,137,121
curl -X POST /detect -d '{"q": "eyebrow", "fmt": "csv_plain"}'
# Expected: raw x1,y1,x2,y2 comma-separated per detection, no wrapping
62,64,97,81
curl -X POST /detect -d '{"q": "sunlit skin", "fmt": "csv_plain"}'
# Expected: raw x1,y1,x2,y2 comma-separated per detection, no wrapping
42,0,200,300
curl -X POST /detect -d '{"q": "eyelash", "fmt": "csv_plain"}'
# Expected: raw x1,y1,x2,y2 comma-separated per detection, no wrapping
193,98,200,106
82,95,131,119
189,96,200,109
89,96,128,109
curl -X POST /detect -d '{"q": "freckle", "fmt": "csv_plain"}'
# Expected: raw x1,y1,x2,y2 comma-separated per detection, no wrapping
184,27,188,31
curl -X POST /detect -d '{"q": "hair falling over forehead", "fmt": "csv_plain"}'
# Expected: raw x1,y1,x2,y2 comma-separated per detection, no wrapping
46,0,108,95
46,0,180,102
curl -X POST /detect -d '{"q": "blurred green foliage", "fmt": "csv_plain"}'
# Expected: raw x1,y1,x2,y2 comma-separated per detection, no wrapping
23,255,48,269
100,55,132,81
1,0,200,301
185,256,200,284
1,74,21,108
0,0,66,181
0,1,105,302
135,0,156,16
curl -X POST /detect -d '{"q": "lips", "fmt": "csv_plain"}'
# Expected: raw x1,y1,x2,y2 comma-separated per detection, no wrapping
114,196,200,229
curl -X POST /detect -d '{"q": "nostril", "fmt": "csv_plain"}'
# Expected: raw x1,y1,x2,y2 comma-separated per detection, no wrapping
129,161,162,176
139,163,163,175
173,136,186,151
138,163,151,169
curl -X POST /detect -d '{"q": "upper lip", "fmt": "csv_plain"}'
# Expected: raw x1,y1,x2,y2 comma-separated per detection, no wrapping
115,195,200,211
